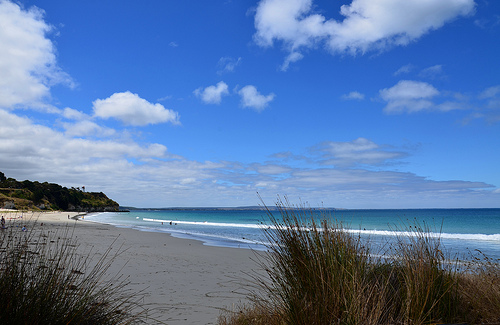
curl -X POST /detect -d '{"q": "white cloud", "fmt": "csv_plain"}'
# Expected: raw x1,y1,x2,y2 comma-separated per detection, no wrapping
329,0,475,52
380,80,440,113
253,164,292,175
277,168,493,195
208,157,497,208
1,108,498,208
394,64,445,79
238,85,275,111
157,95,173,102
61,107,117,137
63,120,116,138
269,151,306,161
217,57,242,74
312,138,406,166
479,85,500,100
0,0,73,109
93,91,180,126
473,85,500,123
474,16,500,29
63,107,88,120
482,87,500,110
394,64,414,76
458,85,500,124
419,64,444,79
0,109,167,167
281,51,304,72
436,101,469,112
253,0,475,69
0,108,228,207
194,81,229,104
342,91,365,100
0,108,172,178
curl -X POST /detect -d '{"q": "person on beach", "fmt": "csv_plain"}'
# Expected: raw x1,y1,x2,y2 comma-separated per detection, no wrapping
1,216,5,229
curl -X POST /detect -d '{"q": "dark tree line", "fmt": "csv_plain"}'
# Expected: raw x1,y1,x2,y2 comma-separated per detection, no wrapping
0,172,119,211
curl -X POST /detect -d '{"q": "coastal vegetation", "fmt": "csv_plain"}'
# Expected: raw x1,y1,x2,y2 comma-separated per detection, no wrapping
218,198,500,325
0,171,119,211
0,218,150,324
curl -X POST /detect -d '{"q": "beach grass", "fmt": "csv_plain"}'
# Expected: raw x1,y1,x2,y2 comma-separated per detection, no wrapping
219,198,500,325
0,217,151,325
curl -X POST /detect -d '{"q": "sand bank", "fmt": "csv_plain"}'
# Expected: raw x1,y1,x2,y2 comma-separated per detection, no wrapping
0,210,265,325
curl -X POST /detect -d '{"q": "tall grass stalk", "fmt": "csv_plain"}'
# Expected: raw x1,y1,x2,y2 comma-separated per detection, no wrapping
0,217,150,324
389,221,460,323
256,197,396,325
456,251,500,323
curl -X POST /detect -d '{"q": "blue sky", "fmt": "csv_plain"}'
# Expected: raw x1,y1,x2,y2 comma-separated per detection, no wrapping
1,0,499,208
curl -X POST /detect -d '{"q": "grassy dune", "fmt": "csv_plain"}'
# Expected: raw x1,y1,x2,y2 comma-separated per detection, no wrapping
219,199,500,325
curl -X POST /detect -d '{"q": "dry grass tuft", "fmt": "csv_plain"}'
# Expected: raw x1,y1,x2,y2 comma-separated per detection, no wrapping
0,216,154,324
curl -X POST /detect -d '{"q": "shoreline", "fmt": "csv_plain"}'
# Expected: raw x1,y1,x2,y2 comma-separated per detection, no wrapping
80,209,500,261
0,210,263,325
85,211,269,251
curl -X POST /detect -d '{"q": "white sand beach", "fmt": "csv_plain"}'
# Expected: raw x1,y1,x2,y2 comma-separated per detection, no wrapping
0,210,265,325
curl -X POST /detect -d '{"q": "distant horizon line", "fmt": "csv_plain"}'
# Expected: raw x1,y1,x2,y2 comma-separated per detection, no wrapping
119,206,500,211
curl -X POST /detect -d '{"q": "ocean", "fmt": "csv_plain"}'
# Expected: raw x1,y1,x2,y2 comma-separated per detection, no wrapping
84,208,500,260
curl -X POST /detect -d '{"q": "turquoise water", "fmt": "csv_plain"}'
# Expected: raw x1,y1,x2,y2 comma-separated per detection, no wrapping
84,208,500,260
